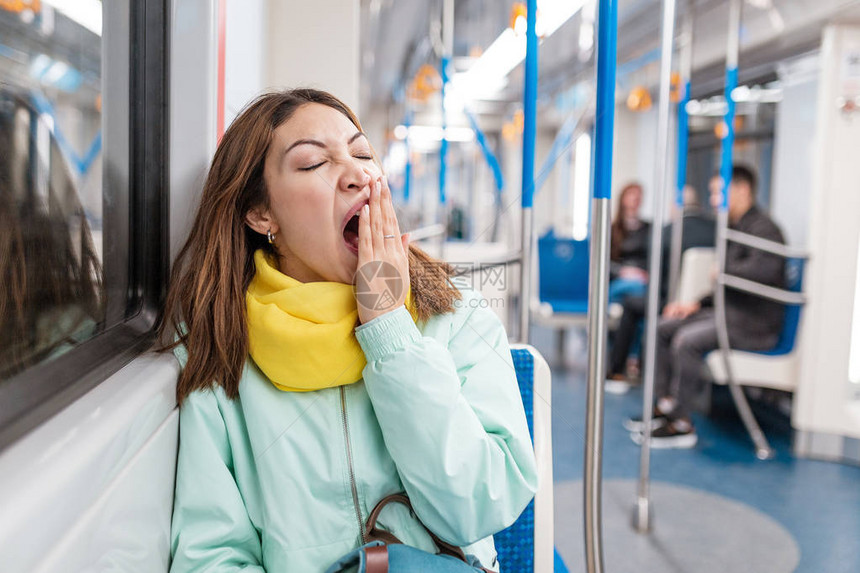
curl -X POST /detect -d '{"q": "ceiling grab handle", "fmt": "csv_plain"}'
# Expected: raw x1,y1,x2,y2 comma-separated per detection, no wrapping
633,0,678,534
714,0,775,461
518,0,539,344
584,1,618,572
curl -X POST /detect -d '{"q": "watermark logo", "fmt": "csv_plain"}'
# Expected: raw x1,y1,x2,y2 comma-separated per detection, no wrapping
354,261,404,312
447,261,508,291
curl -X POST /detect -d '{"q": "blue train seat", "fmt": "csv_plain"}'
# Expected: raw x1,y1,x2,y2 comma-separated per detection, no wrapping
494,345,561,572
707,258,807,392
536,230,590,317
753,257,805,357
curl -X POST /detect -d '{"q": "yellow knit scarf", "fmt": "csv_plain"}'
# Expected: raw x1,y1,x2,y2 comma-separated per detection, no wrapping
246,250,416,392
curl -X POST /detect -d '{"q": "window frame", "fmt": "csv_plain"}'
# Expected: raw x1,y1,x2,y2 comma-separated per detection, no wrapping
0,0,170,451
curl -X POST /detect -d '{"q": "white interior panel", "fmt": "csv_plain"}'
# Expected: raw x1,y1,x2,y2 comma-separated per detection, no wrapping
0,355,179,572
34,412,178,573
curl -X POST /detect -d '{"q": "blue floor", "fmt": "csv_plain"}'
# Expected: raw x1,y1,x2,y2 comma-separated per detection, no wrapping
533,327,860,573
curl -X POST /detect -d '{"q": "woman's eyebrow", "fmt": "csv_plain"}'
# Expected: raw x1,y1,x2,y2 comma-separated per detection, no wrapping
283,139,325,156
348,132,367,145
283,132,367,157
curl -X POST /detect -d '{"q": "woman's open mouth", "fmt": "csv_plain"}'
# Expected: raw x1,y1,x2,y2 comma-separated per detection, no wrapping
343,213,360,254
341,197,369,255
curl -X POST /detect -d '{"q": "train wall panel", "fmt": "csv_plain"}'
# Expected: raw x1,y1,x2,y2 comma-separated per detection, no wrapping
267,0,360,114
169,0,218,260
33,412,178,573
771,56,819,248
795,24,860,441
0,355,179,572
225,0,267,128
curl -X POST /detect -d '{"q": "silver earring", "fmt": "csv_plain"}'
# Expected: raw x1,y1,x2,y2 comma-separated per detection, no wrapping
267,230,276,244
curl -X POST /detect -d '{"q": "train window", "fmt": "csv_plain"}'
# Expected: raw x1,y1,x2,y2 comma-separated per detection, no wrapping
686,84,778,208
0,2,105,380
0,1,168,448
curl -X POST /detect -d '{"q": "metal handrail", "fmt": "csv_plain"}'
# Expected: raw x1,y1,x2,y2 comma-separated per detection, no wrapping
407,224,446,242
449,252,523,274
724,229,809,259
584,1,618,572
719,274,807,305
518,0,538,345
714,0,775,461
668,5,694,304
474,252,523,269
635,0,676,535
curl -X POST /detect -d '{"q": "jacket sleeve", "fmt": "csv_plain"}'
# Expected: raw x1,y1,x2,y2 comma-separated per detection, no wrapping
355,291,538,547
170,389,265,573
724,218,785,287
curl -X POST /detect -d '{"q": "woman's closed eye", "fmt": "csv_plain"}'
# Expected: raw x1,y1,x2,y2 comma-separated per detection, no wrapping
299,154,373,171
351,146,374,161
298,161,326,171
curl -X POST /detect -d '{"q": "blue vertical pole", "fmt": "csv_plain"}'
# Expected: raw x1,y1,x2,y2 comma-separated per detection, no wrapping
592,1,617,202
720,66,738,210
439,56,450,206
521,2,538,210
676,81,690,205
518,0,538,343
585,1,617,571
719,0,740,211
404,109,412,201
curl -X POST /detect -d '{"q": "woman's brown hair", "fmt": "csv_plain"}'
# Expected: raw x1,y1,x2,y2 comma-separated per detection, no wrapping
159,89,461,405
610,182,643,261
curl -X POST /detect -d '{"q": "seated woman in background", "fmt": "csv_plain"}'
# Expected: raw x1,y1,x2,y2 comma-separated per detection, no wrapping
606,184,716,389
160,89,537,573
608,182,651,303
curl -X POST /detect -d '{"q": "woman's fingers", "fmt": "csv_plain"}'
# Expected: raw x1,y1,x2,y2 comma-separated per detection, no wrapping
379,177,402,251
358,203,372,264
354,174,410,324
369,179,384,253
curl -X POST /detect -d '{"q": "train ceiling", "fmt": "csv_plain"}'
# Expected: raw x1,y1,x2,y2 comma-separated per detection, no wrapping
360,0,860,116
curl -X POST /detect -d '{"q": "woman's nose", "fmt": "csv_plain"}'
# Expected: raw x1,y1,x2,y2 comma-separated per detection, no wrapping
341,162,373,192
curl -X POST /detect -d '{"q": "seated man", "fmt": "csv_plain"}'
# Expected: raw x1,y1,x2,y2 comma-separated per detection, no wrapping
627,165,785,448
607,183,716,390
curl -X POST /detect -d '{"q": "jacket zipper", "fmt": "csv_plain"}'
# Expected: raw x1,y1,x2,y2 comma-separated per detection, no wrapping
340,387,368,544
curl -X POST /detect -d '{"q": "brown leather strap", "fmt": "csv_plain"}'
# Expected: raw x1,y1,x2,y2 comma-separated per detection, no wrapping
367,528,401,546
365,493,410,534
365,493,468,563
424,528,467,561
364,544,389,573
365,493,408,546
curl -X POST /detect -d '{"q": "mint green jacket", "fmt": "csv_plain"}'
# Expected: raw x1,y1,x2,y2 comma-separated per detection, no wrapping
169,288,538,573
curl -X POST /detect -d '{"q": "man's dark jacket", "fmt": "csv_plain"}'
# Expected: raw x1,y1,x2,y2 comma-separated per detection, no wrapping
701,205,786,340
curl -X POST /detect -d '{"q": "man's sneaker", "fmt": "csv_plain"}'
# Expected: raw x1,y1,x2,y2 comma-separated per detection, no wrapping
631,423,698,449
623,413,668,432
605,378,632,395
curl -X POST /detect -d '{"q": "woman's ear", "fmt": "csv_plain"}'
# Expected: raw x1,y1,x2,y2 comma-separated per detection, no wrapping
245,208,276,237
